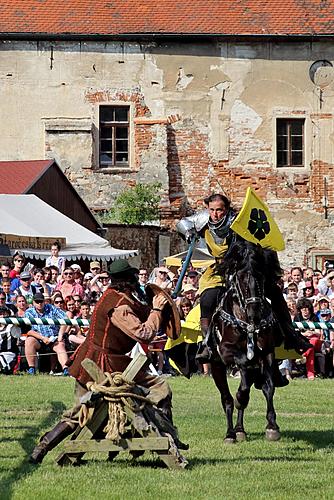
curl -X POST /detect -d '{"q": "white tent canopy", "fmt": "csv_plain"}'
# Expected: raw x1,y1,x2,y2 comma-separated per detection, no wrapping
0,194,138,262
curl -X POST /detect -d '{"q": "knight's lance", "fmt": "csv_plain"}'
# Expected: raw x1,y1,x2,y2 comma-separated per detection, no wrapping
171,235,197,299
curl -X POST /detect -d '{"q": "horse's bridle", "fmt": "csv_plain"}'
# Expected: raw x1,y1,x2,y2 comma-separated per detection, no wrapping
215,271,275,360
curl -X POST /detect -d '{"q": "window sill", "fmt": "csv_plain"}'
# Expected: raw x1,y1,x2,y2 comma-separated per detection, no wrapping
94,167,137,174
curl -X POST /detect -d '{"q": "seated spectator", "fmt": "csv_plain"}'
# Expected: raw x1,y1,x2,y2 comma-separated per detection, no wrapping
0,261,11,287
318,270,334,297
1,280,17,312
56,267,84,299
45,241,65,274
302,281,317,302
0,306,20,374
89,271,110,297
186,270,199,289
138,269,148,293
70,264,84,285
31,268,52,297
9,253,25,279
294,298,324,380
89,261,101,277
14,295,28,318
149,266,175,290
68,301,91,348
64,295,79,319
49,265,60,290
83,272,94,297
177,297,193,320
51,292,65,310
315,296,331,319
13,271,36,305
285,282,299,301
24,293,69,375
303,267,314,281
290,266,304,297
181,284,198,306
72,295,82,311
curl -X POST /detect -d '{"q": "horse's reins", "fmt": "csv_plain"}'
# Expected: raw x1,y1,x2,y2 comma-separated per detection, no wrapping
216,270,275,361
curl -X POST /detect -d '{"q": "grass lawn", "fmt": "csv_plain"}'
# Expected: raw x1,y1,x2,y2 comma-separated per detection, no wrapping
0,374,333,500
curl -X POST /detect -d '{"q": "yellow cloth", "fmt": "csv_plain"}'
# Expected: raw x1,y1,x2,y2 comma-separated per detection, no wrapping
230,187,285,251
198,228,227,294
165,303,300,360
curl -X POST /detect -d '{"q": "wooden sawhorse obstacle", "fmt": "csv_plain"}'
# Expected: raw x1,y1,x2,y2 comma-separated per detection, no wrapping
56,353,188,470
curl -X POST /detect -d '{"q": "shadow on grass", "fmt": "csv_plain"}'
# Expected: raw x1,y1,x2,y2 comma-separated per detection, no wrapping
0,401,66,500
283,429,334,450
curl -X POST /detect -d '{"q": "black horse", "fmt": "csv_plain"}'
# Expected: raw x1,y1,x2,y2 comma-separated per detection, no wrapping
209,236,284,443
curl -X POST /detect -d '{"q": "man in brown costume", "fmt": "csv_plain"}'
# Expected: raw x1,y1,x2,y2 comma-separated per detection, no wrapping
29,259,175,464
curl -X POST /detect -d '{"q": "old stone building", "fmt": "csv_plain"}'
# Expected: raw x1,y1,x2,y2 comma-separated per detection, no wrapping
1,1,334,267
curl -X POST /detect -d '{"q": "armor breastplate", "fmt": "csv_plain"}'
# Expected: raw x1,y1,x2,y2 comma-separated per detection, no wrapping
208,209,236,244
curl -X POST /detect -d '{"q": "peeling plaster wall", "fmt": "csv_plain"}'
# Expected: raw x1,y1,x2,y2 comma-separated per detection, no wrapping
1,38,334,265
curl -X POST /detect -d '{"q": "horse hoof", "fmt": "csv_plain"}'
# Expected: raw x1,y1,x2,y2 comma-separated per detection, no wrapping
236,431,247,442
265,429,281,441
224,437,236,445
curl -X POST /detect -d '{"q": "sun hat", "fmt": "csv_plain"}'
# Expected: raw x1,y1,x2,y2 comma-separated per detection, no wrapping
90,261,100,270
84,272,94,280
70,264,82,271
182,284,198,293
20,271,31,280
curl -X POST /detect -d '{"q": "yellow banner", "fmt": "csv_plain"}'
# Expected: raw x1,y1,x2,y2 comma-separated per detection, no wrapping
230,187,285,251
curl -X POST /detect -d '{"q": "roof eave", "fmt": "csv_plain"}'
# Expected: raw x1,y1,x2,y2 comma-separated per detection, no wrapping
1,31,334,42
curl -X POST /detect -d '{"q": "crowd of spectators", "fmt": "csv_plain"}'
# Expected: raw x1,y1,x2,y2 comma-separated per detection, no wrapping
0,243,333,380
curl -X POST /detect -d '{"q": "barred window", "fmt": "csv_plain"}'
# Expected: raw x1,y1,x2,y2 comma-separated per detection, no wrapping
99,106,129,168
276,118,304,168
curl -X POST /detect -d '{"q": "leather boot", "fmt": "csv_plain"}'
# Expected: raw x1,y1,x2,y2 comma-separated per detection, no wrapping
29,421,74,464
195,318,212,364
269,285,312,354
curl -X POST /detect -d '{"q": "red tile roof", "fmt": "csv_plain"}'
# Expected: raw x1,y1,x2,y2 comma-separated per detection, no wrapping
0,1,333,37
0,160,54,194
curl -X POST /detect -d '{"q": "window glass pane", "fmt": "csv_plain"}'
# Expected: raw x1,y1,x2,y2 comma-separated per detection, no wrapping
277,150,287,166
116,153,128,163
115,107,129,122
291,151,303,166
100,107,114,122
100,140,112,152
290,120,303,135
116,140,128,152
100,153,112,164
277,120,287,135
116,127,128,138
100,127,112,139
277,135,287,151
291,135,302,150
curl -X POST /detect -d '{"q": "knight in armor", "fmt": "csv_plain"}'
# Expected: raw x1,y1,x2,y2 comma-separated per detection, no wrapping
177,193,311,364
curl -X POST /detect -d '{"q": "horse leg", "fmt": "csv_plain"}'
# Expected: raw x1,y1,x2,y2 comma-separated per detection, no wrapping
261,356,281,441
211,360,236,443
234,368,254,441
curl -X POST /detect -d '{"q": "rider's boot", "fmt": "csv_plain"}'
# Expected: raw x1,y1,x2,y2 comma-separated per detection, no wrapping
29,421,74,464
195,318,212,364
270,286,312,354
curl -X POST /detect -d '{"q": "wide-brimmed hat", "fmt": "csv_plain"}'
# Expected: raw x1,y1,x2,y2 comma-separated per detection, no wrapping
182,284,198,294
315,295,330,303
108,259,138,278
145,283,181,340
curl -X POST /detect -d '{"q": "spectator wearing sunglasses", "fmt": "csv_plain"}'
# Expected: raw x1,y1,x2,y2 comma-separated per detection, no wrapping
56,268,84,300
24,293,69,375
13,272,36,305
89,271,110,298
9,253,25,279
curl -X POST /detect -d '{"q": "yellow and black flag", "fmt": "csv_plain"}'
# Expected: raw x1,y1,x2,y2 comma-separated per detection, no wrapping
230,187,285,251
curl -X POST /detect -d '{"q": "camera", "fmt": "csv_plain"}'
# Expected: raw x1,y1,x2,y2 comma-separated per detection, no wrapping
324,260,334,270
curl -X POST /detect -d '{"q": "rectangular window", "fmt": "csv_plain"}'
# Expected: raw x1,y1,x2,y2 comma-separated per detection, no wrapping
99,105,129,168
276,118,304,167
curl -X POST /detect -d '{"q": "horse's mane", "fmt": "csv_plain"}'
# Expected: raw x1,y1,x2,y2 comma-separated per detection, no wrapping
219,235,282,284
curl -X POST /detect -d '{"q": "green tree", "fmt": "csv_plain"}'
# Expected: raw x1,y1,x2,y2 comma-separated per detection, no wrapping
100,182,162,224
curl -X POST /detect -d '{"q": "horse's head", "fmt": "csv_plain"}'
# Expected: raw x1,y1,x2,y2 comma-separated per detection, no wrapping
219,238,268,327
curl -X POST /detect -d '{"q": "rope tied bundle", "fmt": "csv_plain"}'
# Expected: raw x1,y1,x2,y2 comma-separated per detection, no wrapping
83,372,154,442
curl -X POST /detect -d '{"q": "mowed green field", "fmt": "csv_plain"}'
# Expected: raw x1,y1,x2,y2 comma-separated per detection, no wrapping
0,374,333,500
